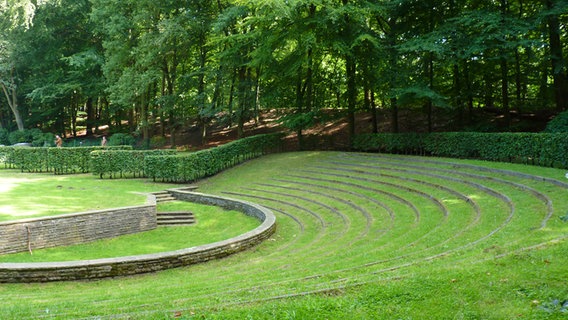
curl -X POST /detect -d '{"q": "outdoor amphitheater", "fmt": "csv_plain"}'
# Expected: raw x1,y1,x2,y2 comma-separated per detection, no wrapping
1,151,567,319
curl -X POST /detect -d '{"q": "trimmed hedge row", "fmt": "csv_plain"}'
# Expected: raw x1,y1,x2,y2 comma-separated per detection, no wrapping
1,133,284,181
146,133,284,183
0,146,23,169
90,149,177,178
0,146,132,173
352,132,568,168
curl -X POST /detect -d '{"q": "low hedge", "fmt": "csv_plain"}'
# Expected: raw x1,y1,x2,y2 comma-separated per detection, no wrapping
146,133,284,183
0,147,15,169
0,146,133,173
90,149,177,178
352,132,568,168
2,133,284,181
50,146,135,174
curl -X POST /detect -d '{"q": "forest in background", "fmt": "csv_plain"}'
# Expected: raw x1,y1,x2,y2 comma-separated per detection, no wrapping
1,0,567,148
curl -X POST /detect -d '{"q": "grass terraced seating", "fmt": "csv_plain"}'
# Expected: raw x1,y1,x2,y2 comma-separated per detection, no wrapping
2,152,567,319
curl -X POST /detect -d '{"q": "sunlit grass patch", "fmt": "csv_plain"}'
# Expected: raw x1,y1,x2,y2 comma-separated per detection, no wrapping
0,170,180,221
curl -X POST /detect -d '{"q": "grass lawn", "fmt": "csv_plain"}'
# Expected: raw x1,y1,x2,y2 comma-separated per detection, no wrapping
0,170,181,221
1,152,567,319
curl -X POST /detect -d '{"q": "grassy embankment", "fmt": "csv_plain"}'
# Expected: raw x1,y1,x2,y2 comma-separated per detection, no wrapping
1,152,567,319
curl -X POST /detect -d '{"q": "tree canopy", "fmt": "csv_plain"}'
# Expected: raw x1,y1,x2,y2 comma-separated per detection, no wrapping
1,0,567,146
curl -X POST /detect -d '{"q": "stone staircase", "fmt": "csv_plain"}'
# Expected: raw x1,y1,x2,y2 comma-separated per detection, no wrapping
152,191,177,203
152,187,199,203
156,211,196,226
152,188,199,225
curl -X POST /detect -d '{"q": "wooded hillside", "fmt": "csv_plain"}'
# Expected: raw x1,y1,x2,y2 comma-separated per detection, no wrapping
1,0,567,147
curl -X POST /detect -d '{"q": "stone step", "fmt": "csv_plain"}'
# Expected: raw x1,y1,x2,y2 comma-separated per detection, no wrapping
157,215,195,221
152,187,199,203
156,196,177,202
157,211,195,226
153,191,176,202
157,219,196,226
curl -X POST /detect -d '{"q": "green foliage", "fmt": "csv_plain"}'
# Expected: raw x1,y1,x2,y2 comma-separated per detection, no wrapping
0,129,9,145
7,130,29,144
350,133,425,155
108,133,136,147
49,146,132,174
0,145,133,173
149,136,167,149
3,0,568,142
544,111,568,133
2,133,282,179
278,110,324,132
353,132,568,168
0,146,14,168
395,86,449,108
90,149,176,178
146,133,284,183
12,147,49,172
4,129,53,147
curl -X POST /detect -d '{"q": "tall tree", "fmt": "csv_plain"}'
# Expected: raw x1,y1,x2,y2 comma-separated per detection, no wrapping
19,0,105,135
544,0,568,111
0,0,38,131
2,0,566,141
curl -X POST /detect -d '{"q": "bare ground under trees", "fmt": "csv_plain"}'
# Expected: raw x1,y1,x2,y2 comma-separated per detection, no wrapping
170,107,552,151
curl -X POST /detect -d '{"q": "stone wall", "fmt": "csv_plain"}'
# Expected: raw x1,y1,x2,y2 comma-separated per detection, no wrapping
0,190,276,283
0,205,157,255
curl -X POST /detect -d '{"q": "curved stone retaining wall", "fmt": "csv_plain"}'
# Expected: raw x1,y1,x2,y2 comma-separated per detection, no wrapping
0,190,276,283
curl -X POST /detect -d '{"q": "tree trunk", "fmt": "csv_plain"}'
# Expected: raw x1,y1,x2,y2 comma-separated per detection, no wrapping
305,5,314,113
384,16,399,133
227,69,237,128
365,86,378,134
295,69,304,150
70,94,78,137
1,70,24,131
198,45,208,145
546,0,568,111
236,67,248,139
85,97,94,136
139,91,149,149
453,63,464,129
391,97,399,133
514,47,523,113
169,115,176,148
342,0,356,142
501,57,511,127
426,52,434,133
254,67,261,124
465,61,474,123
500,0,511,126
346,55,356,140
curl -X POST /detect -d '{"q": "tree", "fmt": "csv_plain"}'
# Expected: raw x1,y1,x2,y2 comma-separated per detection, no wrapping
0,0,38,131
1,0,567,141
0,54,24,131
544,0,568,111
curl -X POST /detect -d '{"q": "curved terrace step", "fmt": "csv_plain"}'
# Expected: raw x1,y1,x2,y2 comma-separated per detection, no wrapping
2,152,568,317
